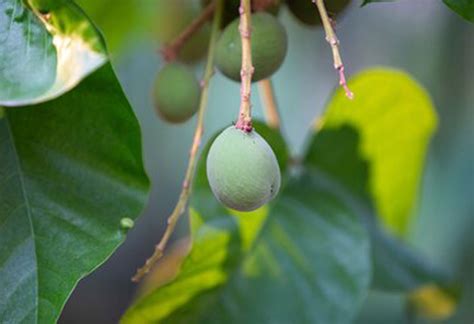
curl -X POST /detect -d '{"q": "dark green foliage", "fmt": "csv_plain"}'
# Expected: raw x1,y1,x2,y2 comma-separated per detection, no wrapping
0,64,149,323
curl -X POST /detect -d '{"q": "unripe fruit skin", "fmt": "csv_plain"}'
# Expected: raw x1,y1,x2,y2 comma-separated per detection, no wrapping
153,63,200,123
207,126,281,212
287,0,351,26
215,13,288,82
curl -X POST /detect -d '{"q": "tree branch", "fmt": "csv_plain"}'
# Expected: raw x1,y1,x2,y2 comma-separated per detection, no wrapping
161,2,216,62
235,0,254,132
313,0,354,99
132,0,224,283
258,79,280,129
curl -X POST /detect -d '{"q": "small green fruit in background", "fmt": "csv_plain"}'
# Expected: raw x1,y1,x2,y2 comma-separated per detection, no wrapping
201,0,282,29
153,0,210,63
153,63,201,123
215,13,288,82
206,126,281,212
287,0,351,26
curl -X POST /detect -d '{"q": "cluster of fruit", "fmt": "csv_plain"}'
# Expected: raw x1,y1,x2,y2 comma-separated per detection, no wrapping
152,0,351,212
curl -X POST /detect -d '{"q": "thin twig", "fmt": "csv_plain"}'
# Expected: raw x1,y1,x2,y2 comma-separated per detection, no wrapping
313,0,354,99
235,0,254,132
132,0,224,283
161,2,216,62
258,79,280,129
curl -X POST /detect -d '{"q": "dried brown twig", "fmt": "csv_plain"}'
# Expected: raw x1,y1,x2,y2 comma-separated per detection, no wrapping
132,0,224,283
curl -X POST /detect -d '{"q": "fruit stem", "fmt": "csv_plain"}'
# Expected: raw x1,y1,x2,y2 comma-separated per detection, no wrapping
235,0,254,133
313,0,354,100
132,0,224,283
161,1,216,62
258,79,280,129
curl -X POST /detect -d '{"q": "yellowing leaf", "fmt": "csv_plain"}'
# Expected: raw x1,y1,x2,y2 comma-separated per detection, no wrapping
408,284,458,320
314,68,437,237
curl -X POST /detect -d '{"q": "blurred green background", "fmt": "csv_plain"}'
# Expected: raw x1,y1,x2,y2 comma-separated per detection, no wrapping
59,1,473,323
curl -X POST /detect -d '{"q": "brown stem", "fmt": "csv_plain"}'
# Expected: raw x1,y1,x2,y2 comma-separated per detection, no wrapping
161,2,216,62
235,0,254,133
132,0,224,283
313,0,354,99
258,79,280,129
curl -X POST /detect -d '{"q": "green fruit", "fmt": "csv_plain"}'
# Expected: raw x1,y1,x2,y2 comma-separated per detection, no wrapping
206,126,281,212
287,0,351,26
215,13,288,82
153,63,201,123
201,0,281,29
154,0,210,63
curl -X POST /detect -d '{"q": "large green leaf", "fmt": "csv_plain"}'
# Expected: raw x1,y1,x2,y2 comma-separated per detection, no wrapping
0,0,107,106
123,123,371,324
303,68,456,298
0,64,149,323
307,68,437,237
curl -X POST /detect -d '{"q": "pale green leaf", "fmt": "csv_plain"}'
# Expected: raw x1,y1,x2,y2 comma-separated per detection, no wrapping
0,0,107,106
308,68,437,237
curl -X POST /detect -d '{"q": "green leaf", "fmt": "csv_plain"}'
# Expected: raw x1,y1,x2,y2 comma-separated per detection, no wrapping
443,0,474,22
307,68,437,237
370,225,452,292
0,64,149,323
303,68,456,302
123,124,371,324
0,0,107,106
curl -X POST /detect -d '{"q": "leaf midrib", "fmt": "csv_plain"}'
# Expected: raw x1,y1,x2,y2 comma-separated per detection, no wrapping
5,113,39,324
